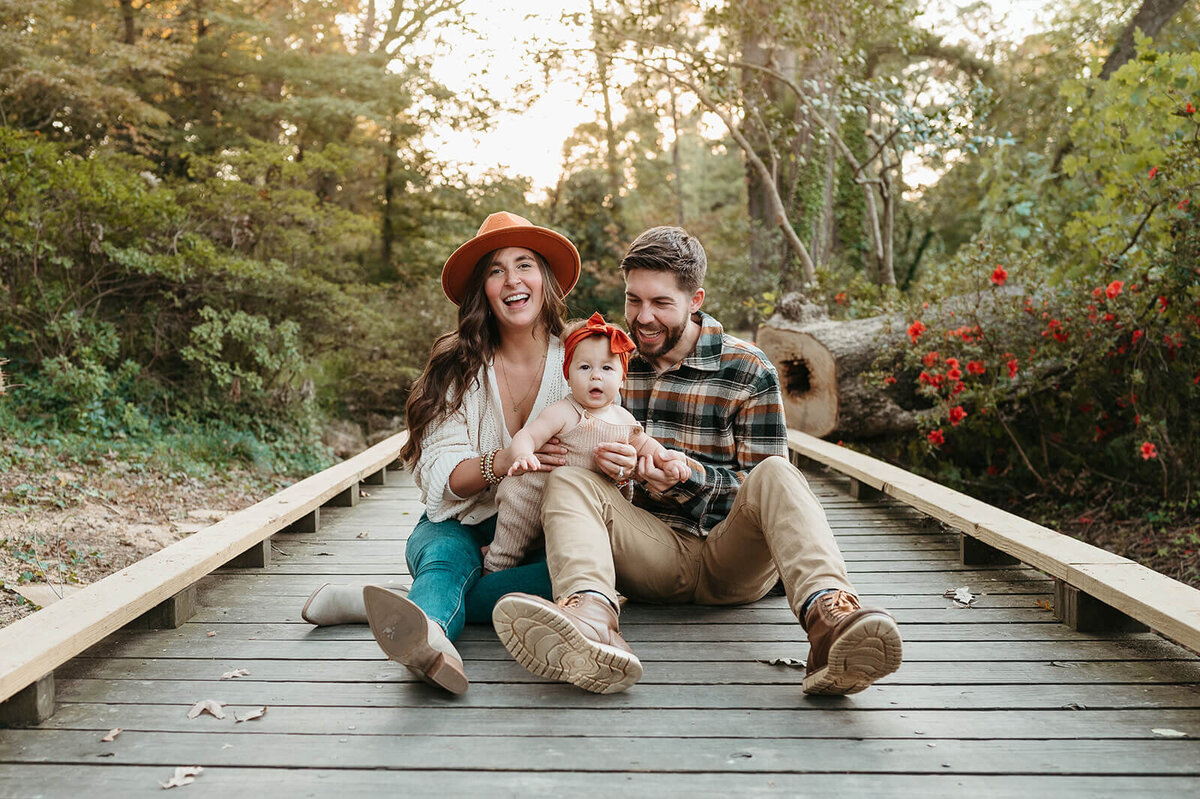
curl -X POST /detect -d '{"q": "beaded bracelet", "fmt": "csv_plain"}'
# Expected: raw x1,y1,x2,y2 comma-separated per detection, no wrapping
480,448,504,486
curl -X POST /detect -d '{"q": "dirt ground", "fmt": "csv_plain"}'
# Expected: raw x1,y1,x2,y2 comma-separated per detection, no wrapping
0,460,285,628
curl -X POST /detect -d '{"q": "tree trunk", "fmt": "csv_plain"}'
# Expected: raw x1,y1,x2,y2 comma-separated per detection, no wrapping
1098,0,1191,80
757,313,917,439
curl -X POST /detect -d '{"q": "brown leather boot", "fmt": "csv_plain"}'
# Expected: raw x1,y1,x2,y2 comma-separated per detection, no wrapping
492,592,642,694
802,589,903,695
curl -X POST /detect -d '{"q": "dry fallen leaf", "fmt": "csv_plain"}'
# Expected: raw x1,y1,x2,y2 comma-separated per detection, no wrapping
1152,728,1188,738
355,531,370,539
943,587,976,607
757,657,804,668
219,669,251,680
159,766,204,789
1035,598,1054,612
100,728,122,742
205,631,216,638
186,700,227,719
235,706,267,723
359,490,371,498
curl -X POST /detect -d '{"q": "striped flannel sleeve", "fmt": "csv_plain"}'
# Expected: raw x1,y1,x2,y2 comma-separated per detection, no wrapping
661,354,788,520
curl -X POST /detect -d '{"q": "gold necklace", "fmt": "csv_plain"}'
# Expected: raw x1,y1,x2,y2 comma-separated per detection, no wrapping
498,349,546,414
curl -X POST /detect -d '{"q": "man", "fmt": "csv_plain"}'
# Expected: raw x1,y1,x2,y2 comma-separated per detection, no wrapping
492,226,903,695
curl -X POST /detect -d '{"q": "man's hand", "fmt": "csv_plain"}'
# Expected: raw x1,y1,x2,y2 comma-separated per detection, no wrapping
594,441,638,483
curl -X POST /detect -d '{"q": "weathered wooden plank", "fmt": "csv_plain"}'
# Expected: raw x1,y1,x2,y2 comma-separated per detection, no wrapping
31,702,1200,741
2,765,1196,799
49,678,1200,710
71,636,1196,664
173,620,1143,644
3,730,1199,774
50,656,1200,685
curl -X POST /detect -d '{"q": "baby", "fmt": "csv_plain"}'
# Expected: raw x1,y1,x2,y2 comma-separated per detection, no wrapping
485,313,691,573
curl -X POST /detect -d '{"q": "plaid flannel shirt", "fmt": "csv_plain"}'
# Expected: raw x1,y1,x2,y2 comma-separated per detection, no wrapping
623,311,787,538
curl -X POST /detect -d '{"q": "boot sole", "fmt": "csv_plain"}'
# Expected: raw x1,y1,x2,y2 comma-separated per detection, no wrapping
802,613,903,695
492,595,642,694
363,586,468,695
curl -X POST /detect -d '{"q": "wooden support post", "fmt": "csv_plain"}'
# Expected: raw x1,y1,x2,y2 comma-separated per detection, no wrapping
1054,580,1149,633
362,467,388,486
789,451,821,473
127,585,197,629
848,478,883,501
0,673,54,726
223,537,271,569
326,484,359,508
960,535,1021,566
283,508,320,534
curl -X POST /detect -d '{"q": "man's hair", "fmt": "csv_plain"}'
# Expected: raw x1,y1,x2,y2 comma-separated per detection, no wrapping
619,226,707,294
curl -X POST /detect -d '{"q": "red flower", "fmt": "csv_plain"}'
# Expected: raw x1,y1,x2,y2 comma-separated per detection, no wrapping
986,465,1000,477
1007,358,1019,378
948,406,967,426
1091,286,1104,298
1132,329,1143,344
947,367,963,381
966,360,986,376
834,292,848,305
908,320,927,343
1187,102,1196,114
1140,442,1157,460
922,351,940,367
1159,296,1169,313
1180,199,1191,210
1148,166,1158,179
945,357,960,369
883,375,897,385
927,429,945,447
990,265,1008,286
1105,280,1123,300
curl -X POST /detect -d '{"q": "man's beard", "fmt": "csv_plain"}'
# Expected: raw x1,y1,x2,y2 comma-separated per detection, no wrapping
629,316,687,360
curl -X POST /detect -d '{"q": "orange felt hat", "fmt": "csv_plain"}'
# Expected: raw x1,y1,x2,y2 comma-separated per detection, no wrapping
440,211,581,305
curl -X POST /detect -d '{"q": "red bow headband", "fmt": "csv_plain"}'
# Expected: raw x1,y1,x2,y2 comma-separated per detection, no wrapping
562,312,636,379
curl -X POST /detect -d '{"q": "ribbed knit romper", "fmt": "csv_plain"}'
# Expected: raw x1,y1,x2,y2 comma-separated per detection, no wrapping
486,396,640,573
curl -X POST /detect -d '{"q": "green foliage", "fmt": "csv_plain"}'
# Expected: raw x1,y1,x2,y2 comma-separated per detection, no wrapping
880,225,1200,505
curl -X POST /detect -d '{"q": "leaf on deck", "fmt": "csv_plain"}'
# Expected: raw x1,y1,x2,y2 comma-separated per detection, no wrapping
159,766,204,789
235,706,267,723
186,700,227,719
219,668,251,680
100,728,122,742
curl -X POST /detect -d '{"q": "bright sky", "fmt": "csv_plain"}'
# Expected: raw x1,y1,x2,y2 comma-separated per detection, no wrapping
423,1,1051,196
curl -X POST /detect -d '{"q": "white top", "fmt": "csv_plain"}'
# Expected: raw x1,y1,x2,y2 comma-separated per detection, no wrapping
412,336,568,525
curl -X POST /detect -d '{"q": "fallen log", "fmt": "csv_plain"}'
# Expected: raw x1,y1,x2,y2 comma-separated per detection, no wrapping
757,310,918,439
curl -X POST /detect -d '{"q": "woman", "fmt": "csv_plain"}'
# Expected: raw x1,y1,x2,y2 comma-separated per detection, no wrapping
301,211,580,695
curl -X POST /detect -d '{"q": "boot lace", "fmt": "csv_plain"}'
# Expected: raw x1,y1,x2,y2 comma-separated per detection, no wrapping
821,590,860,617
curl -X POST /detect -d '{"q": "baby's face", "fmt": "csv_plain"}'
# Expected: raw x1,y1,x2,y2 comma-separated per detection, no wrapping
567,336,624,410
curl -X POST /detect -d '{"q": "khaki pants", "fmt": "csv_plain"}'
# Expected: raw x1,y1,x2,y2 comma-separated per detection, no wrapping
540,455,854,622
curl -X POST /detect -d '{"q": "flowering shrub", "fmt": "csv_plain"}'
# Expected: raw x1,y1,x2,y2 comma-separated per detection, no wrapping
879,226,1200,503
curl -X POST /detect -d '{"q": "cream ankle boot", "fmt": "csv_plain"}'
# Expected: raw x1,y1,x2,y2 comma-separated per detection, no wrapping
301,582,408,626
363,585,468,695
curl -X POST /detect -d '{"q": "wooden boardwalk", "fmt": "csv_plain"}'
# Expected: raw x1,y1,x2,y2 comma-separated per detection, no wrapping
2,466,1200,797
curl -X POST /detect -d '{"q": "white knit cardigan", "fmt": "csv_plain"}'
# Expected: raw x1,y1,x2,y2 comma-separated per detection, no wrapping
412,337,567,525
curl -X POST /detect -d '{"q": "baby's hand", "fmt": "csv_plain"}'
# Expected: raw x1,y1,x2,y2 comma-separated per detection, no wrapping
655,449,692,483
507,454,542,476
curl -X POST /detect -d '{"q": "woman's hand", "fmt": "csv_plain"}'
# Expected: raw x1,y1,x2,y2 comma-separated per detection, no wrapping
594,441,638,483
532,436,568,471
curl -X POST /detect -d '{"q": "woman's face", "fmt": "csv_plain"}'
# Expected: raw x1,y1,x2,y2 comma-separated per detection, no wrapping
484,247,545,334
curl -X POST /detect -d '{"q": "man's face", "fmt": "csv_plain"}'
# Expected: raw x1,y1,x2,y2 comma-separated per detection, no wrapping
623,269,701,361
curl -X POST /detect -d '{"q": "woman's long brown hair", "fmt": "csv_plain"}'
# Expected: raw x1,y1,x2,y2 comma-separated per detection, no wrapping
400,249,567,467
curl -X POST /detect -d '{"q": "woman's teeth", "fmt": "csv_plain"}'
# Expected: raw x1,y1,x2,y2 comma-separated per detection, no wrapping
504,293,529,305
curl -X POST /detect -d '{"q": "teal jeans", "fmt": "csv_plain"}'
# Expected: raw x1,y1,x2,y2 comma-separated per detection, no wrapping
405,512,552,642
